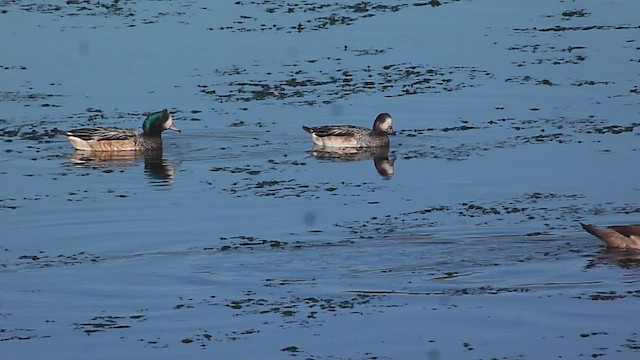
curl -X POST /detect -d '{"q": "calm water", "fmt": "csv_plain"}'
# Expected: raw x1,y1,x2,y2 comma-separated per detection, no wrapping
2,1,640,359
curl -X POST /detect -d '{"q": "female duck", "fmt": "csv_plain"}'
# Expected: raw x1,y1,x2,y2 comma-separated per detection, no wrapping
302,113,394,148
61,109,180,151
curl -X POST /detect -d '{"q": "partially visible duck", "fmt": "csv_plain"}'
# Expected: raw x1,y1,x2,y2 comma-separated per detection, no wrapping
580,222,640,249
60,109,179,151
302,112,394,148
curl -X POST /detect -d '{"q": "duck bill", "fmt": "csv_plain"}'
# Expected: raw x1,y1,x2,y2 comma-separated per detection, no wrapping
168,125,181,133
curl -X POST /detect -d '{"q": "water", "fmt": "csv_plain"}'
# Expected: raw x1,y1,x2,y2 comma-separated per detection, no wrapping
2,1,640,359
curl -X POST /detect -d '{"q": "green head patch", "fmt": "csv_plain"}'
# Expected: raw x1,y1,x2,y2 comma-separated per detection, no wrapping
142,109,169,133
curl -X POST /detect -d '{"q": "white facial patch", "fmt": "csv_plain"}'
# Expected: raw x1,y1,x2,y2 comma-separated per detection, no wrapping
164,115,174,130
381,117,393,131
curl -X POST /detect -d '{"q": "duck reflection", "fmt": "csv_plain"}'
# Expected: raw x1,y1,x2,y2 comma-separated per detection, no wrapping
309,145,395,178
68,149,175,184
585,248,640,270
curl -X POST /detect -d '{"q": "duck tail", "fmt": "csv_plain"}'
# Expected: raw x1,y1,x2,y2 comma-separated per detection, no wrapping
580,222,632,248
580,222,598,237
302,126,313,134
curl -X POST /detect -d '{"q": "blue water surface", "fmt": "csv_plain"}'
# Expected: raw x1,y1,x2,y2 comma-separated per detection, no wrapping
2,1,640,359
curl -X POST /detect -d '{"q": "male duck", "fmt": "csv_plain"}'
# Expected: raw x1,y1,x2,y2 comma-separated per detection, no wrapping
60,109,179,151
580,223,640,250
302,112,394,148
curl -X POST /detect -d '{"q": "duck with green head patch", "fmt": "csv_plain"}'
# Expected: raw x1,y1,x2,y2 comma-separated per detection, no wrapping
60,109,180,151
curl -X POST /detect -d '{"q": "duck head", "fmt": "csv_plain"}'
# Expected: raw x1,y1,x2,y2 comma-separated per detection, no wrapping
373,113,394,135
142,109,181,135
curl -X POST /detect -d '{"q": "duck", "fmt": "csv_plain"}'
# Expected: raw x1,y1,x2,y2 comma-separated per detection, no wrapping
580,222,640,249
60,109,180,151
302,112,394,148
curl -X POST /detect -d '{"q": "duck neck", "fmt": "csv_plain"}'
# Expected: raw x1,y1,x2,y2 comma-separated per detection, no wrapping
138,134,163,150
